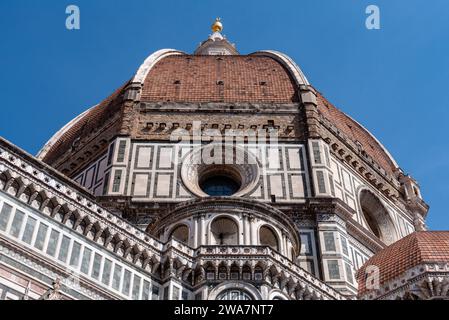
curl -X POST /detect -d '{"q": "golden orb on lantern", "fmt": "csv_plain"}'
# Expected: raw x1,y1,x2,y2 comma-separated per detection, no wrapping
211,18,223,33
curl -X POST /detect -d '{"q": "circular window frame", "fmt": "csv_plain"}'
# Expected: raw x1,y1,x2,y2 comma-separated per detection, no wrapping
180,144,261,197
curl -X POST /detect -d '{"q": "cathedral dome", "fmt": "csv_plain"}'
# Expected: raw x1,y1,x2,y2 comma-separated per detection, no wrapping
37,30,399,180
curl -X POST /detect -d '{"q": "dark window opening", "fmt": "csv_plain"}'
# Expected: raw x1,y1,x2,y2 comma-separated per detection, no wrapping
200,175,240,196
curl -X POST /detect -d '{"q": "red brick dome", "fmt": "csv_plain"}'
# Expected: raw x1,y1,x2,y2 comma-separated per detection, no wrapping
37,49,400,179
141,54,299,103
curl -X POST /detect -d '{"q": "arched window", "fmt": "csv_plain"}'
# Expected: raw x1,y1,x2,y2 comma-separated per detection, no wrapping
242,265,251,280
259,226,279,251
359,190,397,245
0,173,7,190
206,265,215,280
254,266,264,281
211,217,238,245
218,265,227,280
169,225,189,244
230,265,240,280
217,289,253,301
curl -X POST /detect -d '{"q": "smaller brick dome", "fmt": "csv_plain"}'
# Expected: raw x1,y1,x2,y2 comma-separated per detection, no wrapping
356,231,449,296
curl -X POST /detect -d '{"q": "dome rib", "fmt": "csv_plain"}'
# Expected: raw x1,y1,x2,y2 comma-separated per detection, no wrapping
251,50,310,86
132,49,185,84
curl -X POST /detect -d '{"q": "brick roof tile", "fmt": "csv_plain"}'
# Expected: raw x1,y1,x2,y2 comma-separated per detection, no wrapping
141,55,299,103
356,231,449,296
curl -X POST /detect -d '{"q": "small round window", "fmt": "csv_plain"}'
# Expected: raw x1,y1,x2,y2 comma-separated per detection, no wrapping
180,145,260,198
200,175,241,196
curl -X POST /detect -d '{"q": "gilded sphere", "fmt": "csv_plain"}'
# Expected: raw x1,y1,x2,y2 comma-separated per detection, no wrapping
211,18,223,33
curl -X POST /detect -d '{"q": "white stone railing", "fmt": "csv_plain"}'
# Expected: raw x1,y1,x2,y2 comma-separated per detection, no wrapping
195,245,344,300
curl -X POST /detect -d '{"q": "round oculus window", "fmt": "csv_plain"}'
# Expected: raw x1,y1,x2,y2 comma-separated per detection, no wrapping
180,144,260,198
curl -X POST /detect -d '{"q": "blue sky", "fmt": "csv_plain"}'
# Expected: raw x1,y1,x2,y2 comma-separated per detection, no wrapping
0,0,448,229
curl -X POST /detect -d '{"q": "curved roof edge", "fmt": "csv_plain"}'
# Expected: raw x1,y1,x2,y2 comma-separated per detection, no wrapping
251,50,310,87
345,113,399,169
37,105,97,160
37,49,185,161
132,49,185,84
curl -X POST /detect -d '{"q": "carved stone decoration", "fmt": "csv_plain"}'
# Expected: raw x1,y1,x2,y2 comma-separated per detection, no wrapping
413,212,427,232
39,278,63,301
406,278,449,300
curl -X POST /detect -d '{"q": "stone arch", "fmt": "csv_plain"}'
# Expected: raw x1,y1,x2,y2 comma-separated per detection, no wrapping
31,190,47,210
42,198,54,216
168,224,190,244
358,188,398,245
242,263,252,280
268,289,290,300
0,171,7,190
230,263,240,280
19,185,33,203
204,262,216,280
254,262,265,281
210,216,239,245
193,264,206,284
259,225,280,251
208,281,262,300
217,262,228,280
7,178,20,196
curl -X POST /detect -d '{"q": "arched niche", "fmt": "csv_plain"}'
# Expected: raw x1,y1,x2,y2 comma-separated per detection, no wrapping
359,189,398,245
259,225,279,251
210,217,239,245
169,224,189,244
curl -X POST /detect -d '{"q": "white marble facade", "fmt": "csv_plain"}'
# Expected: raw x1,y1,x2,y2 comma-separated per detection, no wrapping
84,138,311,203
